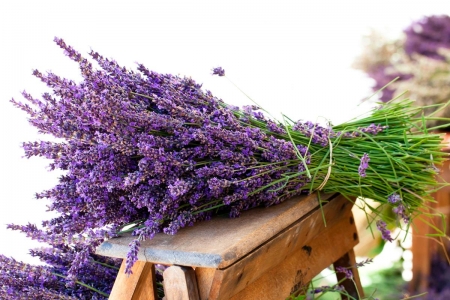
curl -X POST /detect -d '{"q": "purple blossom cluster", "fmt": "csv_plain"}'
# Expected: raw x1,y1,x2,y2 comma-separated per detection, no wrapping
392,204,410,224
9,38,320,277
358,153,370,177
292,121,387,147
212,67,225,76
355,258,373,268
387,193,410,223
376,220,394,243
364,15,450,102
387,193,401,204
404,15,450,60
0,245,121,299
335,266,353,279
310,285,345,294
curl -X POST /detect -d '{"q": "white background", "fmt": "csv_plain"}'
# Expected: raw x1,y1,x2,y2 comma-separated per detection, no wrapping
0,1,448,264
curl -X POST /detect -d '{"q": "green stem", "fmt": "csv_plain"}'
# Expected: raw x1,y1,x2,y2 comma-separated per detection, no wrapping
90,258,120,271
51,272,110,297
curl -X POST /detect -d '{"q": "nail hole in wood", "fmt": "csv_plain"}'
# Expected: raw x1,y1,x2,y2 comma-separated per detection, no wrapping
302,245,312,256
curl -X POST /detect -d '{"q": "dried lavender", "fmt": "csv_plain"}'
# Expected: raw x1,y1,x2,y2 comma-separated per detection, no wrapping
335,266,353,279
354,15,450,125
6,38,448,284
310,285,345,294
0,247,120,299
358,153,370,178
376,220,394,243
404,15,450,60
387,193,401,204
211,66,225,76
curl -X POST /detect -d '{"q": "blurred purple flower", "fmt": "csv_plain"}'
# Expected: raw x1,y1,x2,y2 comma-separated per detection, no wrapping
393,204,410,223
355,258,373,268
388,193,401,204
404,15,450,60
376,220,394,242
335,266,353,279
358,153,370,177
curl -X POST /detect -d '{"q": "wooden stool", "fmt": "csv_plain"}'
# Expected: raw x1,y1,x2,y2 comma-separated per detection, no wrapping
96,193,364,299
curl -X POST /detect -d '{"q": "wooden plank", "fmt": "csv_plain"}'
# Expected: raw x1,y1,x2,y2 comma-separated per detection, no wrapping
195,267,216,300
206,195,354,299
163,266,200,300
96,193,336,268
333,249,364,299
109,260,157,300
228,212,359,299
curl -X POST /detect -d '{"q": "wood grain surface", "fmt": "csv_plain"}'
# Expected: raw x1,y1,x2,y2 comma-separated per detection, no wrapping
96,193,335,268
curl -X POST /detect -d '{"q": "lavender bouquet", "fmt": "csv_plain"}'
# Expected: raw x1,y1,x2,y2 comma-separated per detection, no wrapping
2,38,449,298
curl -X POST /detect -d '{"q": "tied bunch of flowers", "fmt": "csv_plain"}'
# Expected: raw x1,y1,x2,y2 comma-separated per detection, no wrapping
354,15,450,127
2,38,449,297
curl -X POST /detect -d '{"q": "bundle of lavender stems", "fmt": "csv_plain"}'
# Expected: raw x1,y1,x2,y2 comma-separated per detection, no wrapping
2,38,448,298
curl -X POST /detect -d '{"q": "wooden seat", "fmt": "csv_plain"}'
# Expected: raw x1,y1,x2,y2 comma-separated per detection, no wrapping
96,193,364,300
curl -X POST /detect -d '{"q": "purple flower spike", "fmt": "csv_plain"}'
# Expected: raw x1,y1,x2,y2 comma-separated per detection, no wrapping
335,266,353,279
125,239,141,275
388,193,401,204
358,153,370,177
212,67,225,76
393,204,410,223
376,220,394,242
355,258,373,268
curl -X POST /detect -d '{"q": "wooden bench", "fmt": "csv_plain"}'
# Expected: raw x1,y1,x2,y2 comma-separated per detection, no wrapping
96,193,364,299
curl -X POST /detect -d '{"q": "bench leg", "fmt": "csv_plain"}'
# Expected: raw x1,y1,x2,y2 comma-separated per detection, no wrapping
333,249,364,300
163,265,200,300
109,260,157,300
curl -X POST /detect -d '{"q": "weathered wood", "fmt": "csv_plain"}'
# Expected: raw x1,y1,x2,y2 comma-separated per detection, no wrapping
229,212,360,299
97,193,335,268
109,260,157,300
98,193,363,299
195,267,216,300
333,249,364,299
203,194,354,299
163,266,200,300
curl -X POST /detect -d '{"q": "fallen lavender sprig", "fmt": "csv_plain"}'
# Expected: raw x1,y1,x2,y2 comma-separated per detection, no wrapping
4,37,448,288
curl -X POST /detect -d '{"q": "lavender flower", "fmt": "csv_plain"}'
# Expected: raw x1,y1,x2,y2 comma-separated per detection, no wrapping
212,67,225,76
311,285,345,294
355,258,373,268
404,15,450,60
0,246,121,299
376,220,394,242
125,239,141,275
387,193,410,223
388,193,401,204
393,204,410,223
335,266,353,279
358,153,370,177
